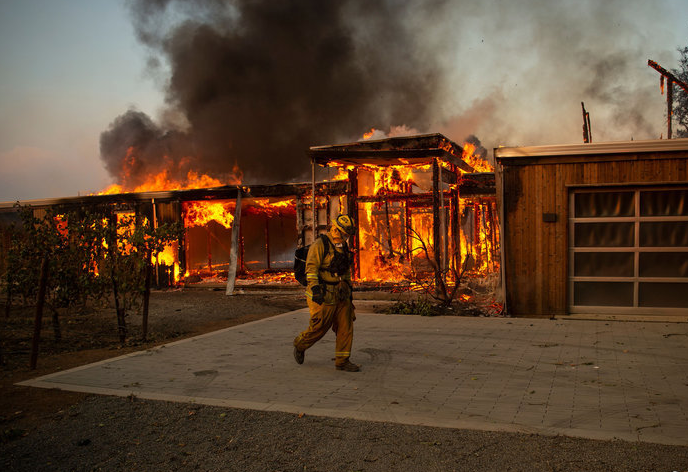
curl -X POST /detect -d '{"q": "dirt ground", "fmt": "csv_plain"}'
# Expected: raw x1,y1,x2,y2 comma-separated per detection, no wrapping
1,288,688,472
0,287,308,424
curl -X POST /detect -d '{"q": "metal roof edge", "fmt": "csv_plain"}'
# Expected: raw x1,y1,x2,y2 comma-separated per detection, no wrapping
494,138,688,159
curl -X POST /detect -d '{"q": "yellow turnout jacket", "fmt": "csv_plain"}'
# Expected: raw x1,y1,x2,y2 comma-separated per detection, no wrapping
305,233,352,305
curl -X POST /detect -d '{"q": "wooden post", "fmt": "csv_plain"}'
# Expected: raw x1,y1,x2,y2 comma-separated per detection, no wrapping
207,228,213,275
226,188,243,295
474,203,482,269
296,198,303,246
347,168,360,280
432,159,441,291
405,199,412,262
177,201,186,284
667,80,673,139
142,249,152,341
384,199,394,257
312,158,317,242
152,198,159,287
30,255,49,369
495,163,509,315
439,164,447,271
451,185,460,274
265,214,271,269
581,102,592,143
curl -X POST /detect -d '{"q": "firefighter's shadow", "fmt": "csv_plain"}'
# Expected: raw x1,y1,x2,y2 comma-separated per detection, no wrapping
359,347,392,366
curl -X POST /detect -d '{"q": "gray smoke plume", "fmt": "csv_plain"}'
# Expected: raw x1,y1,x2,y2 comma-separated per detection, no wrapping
101,0,450,187
100,0,683,188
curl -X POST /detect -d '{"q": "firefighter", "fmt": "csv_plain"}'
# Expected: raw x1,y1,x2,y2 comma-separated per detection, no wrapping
293,214,360,372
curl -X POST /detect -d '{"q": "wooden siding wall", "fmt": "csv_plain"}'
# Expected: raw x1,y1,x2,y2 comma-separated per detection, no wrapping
499,153,688,316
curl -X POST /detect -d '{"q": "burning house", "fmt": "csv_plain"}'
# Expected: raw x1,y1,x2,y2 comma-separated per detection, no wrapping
0,134,499,294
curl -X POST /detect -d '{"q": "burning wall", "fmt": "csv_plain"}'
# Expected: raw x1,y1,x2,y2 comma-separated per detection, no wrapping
0,134,499,290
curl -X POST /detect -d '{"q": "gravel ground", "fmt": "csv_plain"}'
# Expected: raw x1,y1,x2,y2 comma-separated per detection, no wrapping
2,288,688,472
3,395,688,472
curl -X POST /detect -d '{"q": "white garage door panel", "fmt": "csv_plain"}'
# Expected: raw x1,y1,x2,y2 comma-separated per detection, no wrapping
569,186,688,315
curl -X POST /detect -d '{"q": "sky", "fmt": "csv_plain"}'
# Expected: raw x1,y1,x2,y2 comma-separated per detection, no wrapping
0,0,687,202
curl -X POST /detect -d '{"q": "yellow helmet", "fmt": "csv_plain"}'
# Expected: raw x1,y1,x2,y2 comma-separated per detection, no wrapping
332,214,356,237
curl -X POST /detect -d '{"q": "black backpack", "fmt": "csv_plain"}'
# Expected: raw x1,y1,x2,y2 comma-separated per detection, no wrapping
294,235,329,286
294,235,352,286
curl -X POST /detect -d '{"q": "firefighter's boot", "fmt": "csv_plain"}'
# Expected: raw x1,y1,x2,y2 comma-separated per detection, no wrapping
335,360,360,372
293,346,304,365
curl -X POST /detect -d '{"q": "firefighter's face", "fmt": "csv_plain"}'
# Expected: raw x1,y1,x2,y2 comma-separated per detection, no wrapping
331,227,348,243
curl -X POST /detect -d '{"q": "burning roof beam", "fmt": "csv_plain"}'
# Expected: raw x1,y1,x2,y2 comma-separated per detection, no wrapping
308,133,475,173
309,149,475,173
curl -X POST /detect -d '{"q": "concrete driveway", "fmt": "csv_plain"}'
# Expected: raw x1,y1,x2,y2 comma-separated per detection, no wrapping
19,310,688,446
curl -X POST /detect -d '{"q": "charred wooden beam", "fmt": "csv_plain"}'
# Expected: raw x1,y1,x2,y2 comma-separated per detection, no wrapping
459,172,496,196
648,59,688,140
668,79,674,139
581,102,592,143
648,60,688,93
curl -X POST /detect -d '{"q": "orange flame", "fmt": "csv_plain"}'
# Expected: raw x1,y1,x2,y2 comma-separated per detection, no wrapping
245,198,295,216
183,201,235,229
462,143,494,173
96,147,242,195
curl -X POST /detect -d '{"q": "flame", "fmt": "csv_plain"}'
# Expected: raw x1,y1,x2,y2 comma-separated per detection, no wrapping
98,170,234,195
347,156,499,285
180,197,297,284
330,166,354,181
156,243,180,282
462,142,494,173
92,139,500,290
371,166,415,195
183,201,235,229
245,198,295,216
96,148,242,195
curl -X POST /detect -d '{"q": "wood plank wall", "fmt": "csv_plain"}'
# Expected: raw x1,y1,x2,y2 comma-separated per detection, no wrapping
499,152,688,316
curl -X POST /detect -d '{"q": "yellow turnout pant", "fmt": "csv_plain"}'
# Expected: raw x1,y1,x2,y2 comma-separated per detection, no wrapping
294,299,354,366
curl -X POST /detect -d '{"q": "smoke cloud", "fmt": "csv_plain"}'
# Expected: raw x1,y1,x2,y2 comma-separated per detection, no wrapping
100,0,683,188
101,0,450,187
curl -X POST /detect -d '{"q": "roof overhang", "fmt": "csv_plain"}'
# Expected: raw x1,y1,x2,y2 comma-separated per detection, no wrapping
0,181,349,211
309,133,475,173
495,138,688,164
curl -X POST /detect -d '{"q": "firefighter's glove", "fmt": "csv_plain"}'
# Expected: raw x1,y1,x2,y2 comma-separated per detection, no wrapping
311,284,325,305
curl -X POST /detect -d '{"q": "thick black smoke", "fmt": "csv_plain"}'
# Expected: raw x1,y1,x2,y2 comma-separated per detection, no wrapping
101,0,449,187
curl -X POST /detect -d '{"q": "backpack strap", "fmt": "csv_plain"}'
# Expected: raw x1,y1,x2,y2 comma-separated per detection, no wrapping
319,233,330,254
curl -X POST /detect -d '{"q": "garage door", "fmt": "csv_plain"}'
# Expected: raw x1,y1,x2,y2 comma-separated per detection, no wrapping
569,186,688,315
